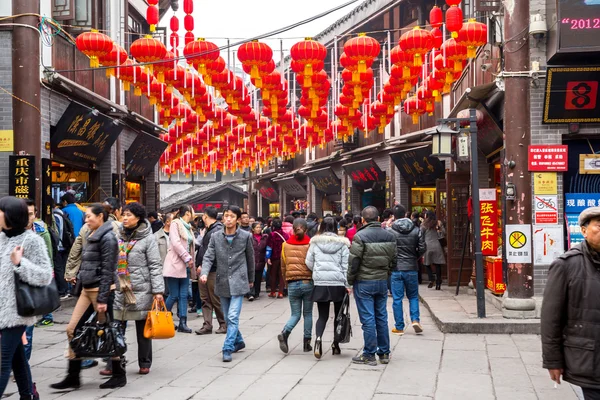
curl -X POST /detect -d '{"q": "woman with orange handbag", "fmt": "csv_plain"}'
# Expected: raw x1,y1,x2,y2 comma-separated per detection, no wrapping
113,202,164,376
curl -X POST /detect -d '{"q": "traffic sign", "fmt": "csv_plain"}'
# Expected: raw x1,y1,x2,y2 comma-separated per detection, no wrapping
534,195,559,224
506,224,532,263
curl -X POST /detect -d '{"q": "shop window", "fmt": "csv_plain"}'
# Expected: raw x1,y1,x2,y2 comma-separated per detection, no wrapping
126,181,142,204
126,15,143,52
52,169,90,204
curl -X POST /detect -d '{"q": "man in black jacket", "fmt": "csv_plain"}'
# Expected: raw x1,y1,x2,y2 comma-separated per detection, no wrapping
306,213,319,238
195,206,226,335
541,206,600,398
390,205,426,336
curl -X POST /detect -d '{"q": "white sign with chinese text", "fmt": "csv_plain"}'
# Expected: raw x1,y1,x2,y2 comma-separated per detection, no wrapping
506,224,532,263
533,225,565,266
479,188,497,201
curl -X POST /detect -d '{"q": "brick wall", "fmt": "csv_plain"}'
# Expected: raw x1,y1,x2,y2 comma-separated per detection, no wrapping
0,32,12,197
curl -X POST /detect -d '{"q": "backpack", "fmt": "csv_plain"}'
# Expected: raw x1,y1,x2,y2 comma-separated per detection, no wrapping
54,210,75,250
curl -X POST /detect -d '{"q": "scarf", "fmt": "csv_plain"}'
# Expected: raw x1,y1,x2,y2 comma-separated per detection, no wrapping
117,234,138,305
178,218,194,253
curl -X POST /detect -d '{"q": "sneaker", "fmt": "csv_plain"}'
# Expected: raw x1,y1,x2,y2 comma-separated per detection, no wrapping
248,296,255,302
233,342,246,353
215,326,227,334
378,353,390,364
222,351,232,362
60,294,71,300
35,318,53,327
412,321,423,334
391,328,404,336
352,354,377,366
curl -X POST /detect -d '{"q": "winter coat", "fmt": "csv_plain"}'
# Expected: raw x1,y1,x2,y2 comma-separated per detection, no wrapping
541,241,600,389
347,222,397,286
266,229,289,261
391,218,426,271
346,225,357,243
306,232,350,287
65,222,119,281
62,203,85,237
197,221,223,273
114,220,165,320
201,228,255,297
163,218,195,279
0,230,54,329
79,221,118,304
307,220,319,238
150,219,163,234
282,221,293,237
421,224,446,266
252,234,268,271
154,228,170,265
281,235,312,282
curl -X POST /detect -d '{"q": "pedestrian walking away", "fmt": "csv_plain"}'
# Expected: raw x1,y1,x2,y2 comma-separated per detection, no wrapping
277,218,313,354
114,203,165,376
200,205,255,363
348,206,397,366
541,206,600,400
0,197,53,399
390,205,426,336
250,222,268,300
195,206,227,335
421,210,446,290
51,203,122,391
163,204,196,334
266,218,289,298
306,217,350,359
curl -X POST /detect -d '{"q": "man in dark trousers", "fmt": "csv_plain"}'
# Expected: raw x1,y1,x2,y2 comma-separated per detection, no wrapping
542,206,600,399
195,206,227,335
200,205,255,362
348,206,397,366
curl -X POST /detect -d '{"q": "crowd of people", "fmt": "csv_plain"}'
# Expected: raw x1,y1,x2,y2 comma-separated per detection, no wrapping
0,194,450,398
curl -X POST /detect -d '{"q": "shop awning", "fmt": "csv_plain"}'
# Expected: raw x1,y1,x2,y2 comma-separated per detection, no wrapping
390,145,446,186
51,102,123,165
257,180,279,202
306,167,341,195
125,132,168,178
449,82,505,158
342,158,385,188
272,174,306,198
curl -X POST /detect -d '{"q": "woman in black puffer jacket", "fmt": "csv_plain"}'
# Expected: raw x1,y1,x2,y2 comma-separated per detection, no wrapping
51,203,123,391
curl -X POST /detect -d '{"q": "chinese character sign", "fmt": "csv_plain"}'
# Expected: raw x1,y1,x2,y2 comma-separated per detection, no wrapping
527,145,568,171
9,155,36,200
479,189,498,256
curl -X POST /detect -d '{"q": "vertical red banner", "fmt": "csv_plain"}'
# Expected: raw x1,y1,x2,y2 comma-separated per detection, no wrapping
479,189,498,256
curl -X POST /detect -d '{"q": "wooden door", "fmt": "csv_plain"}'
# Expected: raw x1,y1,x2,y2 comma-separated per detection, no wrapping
446,171,472,286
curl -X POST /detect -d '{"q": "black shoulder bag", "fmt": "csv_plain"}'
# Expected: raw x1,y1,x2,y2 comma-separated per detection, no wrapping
70,311,127,358
15,273,60,317
334,293,353,344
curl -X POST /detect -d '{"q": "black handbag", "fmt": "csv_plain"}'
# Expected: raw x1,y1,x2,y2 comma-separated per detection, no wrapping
70,312,127,358
14,274,60,317
334,293,352,344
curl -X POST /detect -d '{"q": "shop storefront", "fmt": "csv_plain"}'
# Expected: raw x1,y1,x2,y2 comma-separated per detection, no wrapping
306,167,342,216
272,174,307,216
257,180,280,218
124,132,168,204
342,158,386,214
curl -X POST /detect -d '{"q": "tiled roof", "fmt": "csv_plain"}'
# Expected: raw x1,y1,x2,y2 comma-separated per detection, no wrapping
160,182,245,211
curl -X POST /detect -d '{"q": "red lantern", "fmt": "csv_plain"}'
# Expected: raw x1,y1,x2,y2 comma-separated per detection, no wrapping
146,5,158,32
130,35,167,74
290,38,327,82
417,86,435,114
75,30,113,68
426,72,444,102
344,34,380,73
457,19,488,58
399,27,433,67
404,96,425,124
430,6,443,28
446,5,463,39
99,43,127,77
152,50,175,83
441,38,468,73
183,0,194,45
237,40,274,85
184,38,220,76
431,27,443,50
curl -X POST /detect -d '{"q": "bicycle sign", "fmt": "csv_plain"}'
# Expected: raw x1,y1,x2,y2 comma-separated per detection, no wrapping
535,195,558,224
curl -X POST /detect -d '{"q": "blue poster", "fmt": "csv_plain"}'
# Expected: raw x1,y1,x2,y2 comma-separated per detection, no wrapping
566,214,585,248
565,193,600,214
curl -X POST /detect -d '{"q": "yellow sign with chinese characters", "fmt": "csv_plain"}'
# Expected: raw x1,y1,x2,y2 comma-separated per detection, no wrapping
0,130,14,152
533,172,557,195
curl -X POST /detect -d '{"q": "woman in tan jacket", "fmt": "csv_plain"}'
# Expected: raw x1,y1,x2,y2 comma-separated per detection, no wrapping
277,219,313,354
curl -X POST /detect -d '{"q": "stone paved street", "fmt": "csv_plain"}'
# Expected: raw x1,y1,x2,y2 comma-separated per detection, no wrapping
4,286,583,400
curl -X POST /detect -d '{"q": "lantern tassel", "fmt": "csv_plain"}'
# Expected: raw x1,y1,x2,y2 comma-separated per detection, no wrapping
412,114,419,124
467,47,476,59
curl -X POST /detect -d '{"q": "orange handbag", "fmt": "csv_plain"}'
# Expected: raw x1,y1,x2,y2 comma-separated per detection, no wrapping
143,299,175,339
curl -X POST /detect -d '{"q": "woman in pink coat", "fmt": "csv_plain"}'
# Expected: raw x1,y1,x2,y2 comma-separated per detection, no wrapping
164,204,195,333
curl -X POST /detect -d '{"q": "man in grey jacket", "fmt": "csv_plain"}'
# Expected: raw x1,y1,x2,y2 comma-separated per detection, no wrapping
389,205,426,336
201,205,255,362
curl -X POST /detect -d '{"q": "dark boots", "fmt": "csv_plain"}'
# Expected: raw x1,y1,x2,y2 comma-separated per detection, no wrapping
303,337,313,352
99,358,127,389
178,317,192,333
331,342,341,355
277,330,290,354
50,360,82,390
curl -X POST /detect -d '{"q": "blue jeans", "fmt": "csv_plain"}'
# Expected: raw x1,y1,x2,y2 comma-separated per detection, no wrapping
0,326,33,397
283,280,314,338
24,326,33,361
166,277,190,318
220,295,244,353
391,270,420,330
353,280,390,357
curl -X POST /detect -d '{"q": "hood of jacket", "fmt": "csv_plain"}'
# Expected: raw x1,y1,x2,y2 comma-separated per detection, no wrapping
119,219,152,241
88,221,114,242
392,218,416,234
207,221,224,234
287,234,311,245
310,232,350,254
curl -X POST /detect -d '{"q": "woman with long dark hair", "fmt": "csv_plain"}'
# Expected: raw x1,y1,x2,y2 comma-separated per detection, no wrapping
163,204,195,333
0,197,53,399
306,217,350,359
421,211,446,290
52,203,122,390
250,222,268,300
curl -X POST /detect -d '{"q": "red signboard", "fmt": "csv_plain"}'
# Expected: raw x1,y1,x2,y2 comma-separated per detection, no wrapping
192,202,224,213
565,81,598,110
528,145,568,171
480,189,498,256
